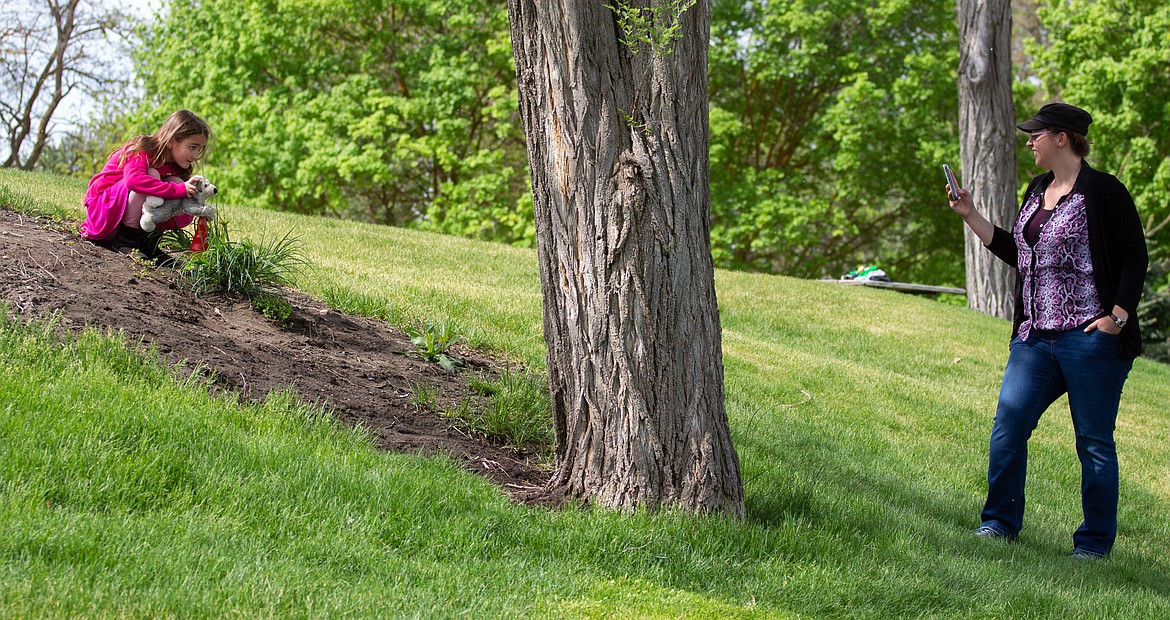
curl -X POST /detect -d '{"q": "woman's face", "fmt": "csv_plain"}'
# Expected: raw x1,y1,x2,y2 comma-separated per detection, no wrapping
1026,130,1057,168
168,135,207,169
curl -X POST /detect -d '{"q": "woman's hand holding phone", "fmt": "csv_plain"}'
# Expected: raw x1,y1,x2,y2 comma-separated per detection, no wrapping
942,163,975,217
941,168,994,244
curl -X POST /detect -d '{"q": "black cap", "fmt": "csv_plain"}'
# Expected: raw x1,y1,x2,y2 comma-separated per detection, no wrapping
1017,103,1092,137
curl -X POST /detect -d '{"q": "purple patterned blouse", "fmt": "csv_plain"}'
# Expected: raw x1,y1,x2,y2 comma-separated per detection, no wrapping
1012,190,1104,340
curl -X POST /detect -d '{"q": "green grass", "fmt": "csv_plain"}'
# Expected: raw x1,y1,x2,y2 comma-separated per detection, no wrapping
0,168,87,220
178,214,308,298
2,167,1169,618
460,368,554,454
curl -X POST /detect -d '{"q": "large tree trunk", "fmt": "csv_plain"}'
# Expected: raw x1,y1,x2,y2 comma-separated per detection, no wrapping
507,0,744,516
957,0,1016,320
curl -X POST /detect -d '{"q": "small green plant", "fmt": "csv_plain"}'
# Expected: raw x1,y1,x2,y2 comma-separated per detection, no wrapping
129,253,157,278
251,292,294,328
619,108,655,135
606,0,698,57
179,217,308,298
404,320,463,372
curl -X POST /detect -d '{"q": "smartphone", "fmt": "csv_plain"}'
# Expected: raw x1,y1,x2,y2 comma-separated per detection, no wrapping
942,164,960,199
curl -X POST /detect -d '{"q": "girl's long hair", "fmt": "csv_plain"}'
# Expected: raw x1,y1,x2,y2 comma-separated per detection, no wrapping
118,109,212,179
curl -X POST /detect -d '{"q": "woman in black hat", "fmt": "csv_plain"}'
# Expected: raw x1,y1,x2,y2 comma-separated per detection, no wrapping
947,102,1148,559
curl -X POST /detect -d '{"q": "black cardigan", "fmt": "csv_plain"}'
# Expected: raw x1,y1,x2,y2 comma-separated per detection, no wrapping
986,160,1149,358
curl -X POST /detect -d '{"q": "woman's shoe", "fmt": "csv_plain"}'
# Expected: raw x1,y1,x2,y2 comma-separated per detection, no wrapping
973,525,1017,541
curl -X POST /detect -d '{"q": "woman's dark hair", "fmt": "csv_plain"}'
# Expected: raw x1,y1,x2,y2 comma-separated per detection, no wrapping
1051,128,1092,158
1067,131,1092,157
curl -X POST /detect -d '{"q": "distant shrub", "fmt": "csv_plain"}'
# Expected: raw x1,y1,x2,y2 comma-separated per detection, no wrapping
1141,245,1170,364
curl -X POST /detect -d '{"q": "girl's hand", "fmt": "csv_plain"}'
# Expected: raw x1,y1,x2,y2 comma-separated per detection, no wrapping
184,179,199,198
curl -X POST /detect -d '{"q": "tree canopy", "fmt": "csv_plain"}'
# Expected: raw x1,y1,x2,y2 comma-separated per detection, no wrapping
707,0,964,283
1029,0,1169,234
135,0,533,245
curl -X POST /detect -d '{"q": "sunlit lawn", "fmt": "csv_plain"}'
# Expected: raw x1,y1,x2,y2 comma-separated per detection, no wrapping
2,168,1169,618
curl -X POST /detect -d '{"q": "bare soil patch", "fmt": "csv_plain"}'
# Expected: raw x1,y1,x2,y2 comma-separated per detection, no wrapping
0,208,549,497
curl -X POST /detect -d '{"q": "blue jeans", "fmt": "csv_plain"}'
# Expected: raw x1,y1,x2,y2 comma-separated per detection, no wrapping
980,328,1133,555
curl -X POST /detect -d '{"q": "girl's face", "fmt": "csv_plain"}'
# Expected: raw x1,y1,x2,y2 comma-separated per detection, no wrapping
168,134,207,169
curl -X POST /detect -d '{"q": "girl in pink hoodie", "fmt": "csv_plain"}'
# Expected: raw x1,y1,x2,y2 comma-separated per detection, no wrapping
80,110,212,261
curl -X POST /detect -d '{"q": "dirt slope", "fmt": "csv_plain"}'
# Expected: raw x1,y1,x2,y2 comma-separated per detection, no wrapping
0,209,549,497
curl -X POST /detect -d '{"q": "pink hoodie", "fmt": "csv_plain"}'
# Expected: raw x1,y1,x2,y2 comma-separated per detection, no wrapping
79,145,193,241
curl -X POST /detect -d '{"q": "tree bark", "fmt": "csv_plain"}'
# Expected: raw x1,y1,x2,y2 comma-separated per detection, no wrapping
957,0,1016,320
507,0,744,516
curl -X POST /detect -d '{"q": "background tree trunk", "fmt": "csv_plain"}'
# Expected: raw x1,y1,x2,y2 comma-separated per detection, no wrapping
957,0,1016,320
507,0,744,516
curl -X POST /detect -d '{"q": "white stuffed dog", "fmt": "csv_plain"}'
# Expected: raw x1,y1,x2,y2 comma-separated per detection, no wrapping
140,175,218,232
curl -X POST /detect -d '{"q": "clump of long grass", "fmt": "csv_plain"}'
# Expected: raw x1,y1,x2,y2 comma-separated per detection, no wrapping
174,217,308,298
446,368,553,457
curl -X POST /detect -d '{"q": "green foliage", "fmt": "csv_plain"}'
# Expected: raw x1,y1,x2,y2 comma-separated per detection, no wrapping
404,320,463,372
607,0,699,57
708,0,963,284
136,0,533,246
180,217,308,298
460,368,553,455
1030,0,1170,222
